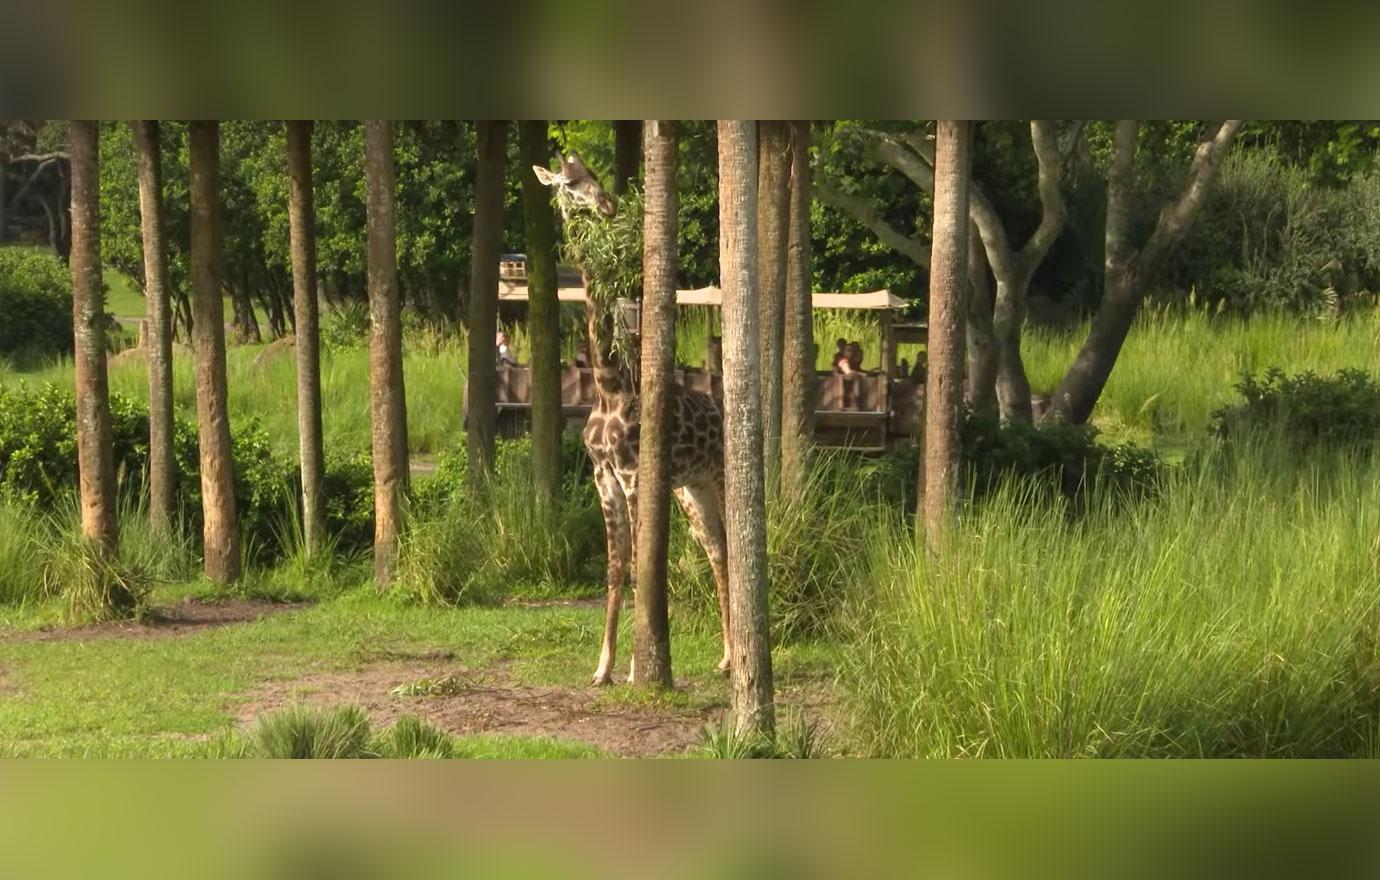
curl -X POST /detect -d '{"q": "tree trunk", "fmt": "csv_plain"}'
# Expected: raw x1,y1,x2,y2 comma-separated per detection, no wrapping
612,121,642,196
132,120,176,534
922,121,970,551
965,225,998,418
68,121,119,559
519,121,563,509
364,120,409,587
188,121,241,583
780,121,815,502
1048,120,1242,424
287,120,326,557
994,277,1034,423
718,120,775,739
756,121,790,482
0,159,8,243
466,121,506,488
230,280,262,344
632,120,678,690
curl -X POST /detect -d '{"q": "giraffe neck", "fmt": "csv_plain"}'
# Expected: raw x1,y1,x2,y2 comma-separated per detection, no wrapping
584,285,633,405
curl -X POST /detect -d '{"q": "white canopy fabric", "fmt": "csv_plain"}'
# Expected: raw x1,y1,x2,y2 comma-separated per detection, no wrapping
497,281,904,311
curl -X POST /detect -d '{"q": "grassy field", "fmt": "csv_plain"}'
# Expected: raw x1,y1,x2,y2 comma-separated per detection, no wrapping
5,302,1380,757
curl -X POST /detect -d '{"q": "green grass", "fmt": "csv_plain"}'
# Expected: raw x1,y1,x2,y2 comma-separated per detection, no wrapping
842,438,1380,758
102,269,147,319
0,578,833,757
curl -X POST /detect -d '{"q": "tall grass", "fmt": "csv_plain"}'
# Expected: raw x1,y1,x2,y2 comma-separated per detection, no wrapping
843,438,1380,758
1024,305,1380,446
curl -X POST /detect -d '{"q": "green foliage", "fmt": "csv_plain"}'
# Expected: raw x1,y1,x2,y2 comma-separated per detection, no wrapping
0,247,74,363
1212,368,1380,452
843,446,1380,757
1167,150,1380,312
378,714,456,759
699,712,821,759
243,704,375,759
399,437,603,605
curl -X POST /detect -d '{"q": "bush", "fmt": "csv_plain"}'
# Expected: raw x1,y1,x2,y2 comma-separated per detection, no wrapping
398,441,604,604
1167,150,1380,313
879,413,1163,510
321,300,370,350
0,383,375,562
243,705,375,759
0,247,74,363
1212,367,1380,451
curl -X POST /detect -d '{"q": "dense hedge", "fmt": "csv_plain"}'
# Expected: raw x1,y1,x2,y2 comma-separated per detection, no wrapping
0,383,374,560
0,247,74,362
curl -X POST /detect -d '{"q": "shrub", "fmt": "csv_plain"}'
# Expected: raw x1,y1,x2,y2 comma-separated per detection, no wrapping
244,705,376,759
0,247,74,363
377,715,456,759
0,383,375,562
1211,367,1380,451
321,300,370,350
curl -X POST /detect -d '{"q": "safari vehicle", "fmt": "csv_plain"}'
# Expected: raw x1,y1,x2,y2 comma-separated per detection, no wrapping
484,258,927,451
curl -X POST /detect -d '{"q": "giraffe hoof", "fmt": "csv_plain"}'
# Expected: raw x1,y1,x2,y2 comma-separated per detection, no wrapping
591,672,613,687
717,658,731,676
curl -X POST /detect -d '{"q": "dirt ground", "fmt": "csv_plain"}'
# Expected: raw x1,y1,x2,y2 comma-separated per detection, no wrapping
9,596,307,643
236,660,722,757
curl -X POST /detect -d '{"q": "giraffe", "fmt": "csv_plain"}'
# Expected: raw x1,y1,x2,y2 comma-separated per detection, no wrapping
534,153,732,686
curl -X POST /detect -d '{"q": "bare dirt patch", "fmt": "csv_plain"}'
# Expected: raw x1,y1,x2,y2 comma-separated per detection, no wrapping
11,597,307,643
236,661,722,757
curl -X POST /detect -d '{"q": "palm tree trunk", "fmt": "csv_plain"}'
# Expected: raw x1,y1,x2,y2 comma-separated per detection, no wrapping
633,120,678,689
287,120,325,556
188,121,241,583
756,121,790,481
780,121,815,502
364,120,409,587
519,121,563,509
466,121,506,487
132,121,176,534
718,120,775,739
922,121,971,552
68,121,119,557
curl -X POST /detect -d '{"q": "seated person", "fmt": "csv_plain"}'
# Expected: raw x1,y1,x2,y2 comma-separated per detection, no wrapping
849,341,866,373
831,338,849,373
496,331,518,367
839,341,864,407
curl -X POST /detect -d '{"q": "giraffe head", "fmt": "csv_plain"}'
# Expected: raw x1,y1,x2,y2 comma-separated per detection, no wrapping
532,152,617,218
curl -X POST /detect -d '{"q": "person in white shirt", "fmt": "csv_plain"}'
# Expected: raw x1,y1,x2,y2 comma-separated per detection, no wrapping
496,331,518,367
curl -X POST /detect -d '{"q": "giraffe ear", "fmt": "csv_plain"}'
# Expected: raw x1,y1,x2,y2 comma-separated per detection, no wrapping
532,165,559,186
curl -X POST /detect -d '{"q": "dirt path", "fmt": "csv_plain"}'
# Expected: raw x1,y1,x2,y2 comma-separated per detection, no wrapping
8,597,307,643
236,661,721,757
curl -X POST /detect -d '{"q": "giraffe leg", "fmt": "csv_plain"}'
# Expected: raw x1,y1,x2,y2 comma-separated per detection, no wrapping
619,472,640,683
675,480,732,674
593,465,631,686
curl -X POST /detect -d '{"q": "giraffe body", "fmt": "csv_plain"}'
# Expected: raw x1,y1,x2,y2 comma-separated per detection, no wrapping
535,150,733,685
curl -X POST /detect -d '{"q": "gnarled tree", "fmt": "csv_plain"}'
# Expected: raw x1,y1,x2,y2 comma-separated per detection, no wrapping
1047,120,1243,424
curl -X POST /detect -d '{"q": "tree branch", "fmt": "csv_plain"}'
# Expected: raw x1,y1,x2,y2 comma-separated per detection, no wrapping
1017,120,1067,275
10,152,68,163
814,177,930,268
1104,120,1140,273
1136,120,1243,273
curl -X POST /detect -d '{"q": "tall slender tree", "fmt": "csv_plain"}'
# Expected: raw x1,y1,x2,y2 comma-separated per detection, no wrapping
780,121,815,501
612,121,642,195
632,120,678,689
718,120,775,738
519,121,562,508
364,120,409,587
131,120,175,533
756,122,790,479
286,120,325,555
68,121,119,560
188,121,241,583
922,121,971,550
466,120,506,487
